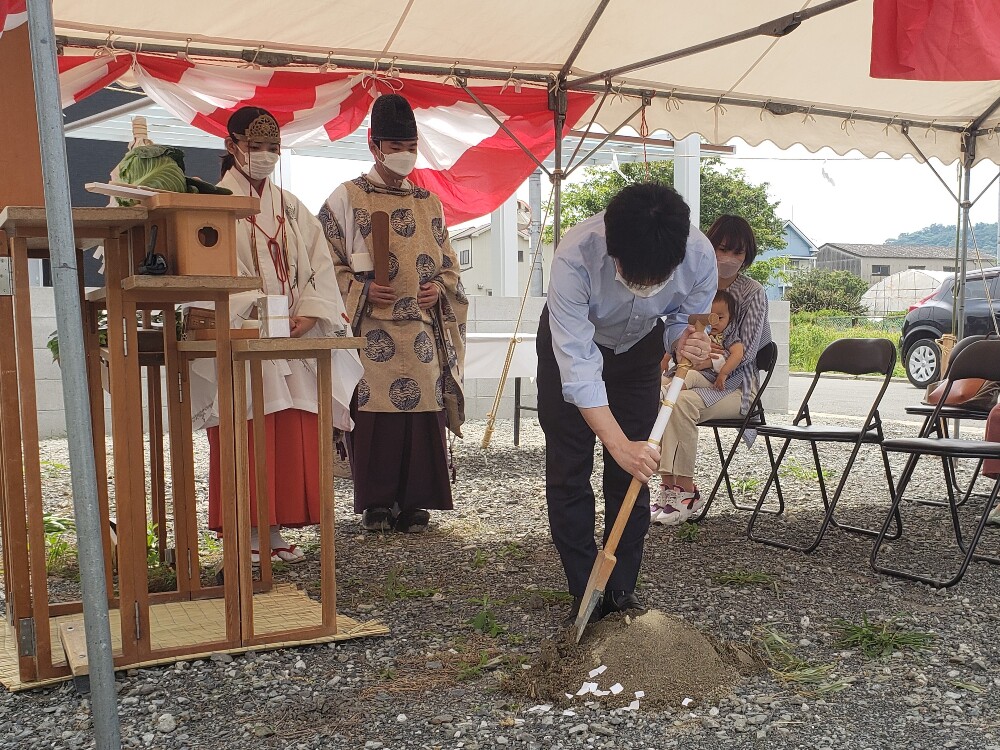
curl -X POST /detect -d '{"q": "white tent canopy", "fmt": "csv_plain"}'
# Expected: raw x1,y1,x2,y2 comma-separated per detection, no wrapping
51,0,1000,165
860,268,951,315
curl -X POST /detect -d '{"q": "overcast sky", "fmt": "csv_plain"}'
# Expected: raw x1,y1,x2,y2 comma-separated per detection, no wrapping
289,138,1000,252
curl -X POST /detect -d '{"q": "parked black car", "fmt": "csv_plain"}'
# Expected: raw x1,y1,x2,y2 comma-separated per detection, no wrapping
900,266,1000,388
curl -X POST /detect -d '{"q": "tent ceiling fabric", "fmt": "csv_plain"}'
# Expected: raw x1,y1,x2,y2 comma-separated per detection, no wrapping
52,0,1000,164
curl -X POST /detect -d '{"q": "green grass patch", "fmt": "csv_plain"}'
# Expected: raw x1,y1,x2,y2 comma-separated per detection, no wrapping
712,569,779,592
676,522,700,543
384,567,437,602
753,627,849,695
467,595,506,637
789,314,905,378
833,614,935,659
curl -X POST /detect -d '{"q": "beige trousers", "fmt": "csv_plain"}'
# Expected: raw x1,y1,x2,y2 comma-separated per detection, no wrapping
658,370,743,480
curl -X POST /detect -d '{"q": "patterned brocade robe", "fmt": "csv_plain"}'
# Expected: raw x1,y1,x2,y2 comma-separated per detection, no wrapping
319,171,468,436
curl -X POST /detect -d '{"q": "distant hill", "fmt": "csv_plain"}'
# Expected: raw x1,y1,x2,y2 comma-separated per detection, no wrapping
886,222,998,248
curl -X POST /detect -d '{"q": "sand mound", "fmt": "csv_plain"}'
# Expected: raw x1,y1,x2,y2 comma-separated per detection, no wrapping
510,609,759,709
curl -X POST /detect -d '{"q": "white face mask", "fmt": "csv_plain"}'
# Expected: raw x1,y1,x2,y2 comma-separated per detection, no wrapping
377,147,418,178
716,254,745,280
238,148,280,181
615,268,672,298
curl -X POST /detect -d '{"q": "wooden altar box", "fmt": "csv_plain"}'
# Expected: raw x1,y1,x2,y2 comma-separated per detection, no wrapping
142,193,259,277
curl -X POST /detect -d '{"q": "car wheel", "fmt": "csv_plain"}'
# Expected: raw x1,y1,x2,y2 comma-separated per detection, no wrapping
905,338,941,388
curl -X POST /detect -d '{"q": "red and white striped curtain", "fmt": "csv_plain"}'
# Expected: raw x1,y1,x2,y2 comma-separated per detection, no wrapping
57,53,595,224
0,0,26,37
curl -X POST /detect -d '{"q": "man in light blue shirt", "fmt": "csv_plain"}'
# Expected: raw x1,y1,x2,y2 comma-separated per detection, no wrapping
536,182,716,624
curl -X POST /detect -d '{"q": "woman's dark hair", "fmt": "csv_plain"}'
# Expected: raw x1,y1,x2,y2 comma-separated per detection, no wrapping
713,288,737,320
705,214,758,269
604,182,691,286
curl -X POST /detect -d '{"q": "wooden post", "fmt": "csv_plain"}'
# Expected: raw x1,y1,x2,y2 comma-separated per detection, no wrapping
0,23,44,210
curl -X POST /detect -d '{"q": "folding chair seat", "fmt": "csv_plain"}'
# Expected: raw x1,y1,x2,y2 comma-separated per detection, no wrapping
692,342,781,522
871,338,1000,588
903,334,996,508
747,337,901,554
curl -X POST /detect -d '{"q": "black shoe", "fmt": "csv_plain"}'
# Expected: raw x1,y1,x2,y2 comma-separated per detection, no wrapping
601,590,646,618
361,507,394,532
394,508,430,533
561,595,603,628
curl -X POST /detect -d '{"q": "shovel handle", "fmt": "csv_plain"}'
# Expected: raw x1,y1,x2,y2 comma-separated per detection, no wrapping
601,313,719,557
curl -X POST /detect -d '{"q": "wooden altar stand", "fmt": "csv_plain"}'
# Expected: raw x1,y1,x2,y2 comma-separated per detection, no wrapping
0,200,381,692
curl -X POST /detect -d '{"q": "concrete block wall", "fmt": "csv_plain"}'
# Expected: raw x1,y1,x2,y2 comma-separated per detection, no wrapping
28,290,791,437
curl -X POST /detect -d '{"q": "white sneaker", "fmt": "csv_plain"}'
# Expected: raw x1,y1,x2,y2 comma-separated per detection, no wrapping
652,485,702,526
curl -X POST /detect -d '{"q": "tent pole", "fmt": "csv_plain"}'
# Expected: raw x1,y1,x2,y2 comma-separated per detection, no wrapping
551,80,567,248
25,3,121,748
528,169,544,297
566,0,860,89
956,134,975,342
558,0,612,80
64,95,150,133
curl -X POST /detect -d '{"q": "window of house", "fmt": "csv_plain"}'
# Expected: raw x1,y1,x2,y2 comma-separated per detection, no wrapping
459,248,471,266
943,266,957,272
872,264,890,276
518,250,524,263
908,265,926,270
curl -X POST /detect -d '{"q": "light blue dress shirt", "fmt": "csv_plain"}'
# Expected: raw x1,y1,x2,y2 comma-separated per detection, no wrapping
546,211,718,408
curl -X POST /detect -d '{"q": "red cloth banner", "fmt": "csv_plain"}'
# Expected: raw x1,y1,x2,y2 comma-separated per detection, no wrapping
871,0,1000,80
55,53,596,224
0,0,26,37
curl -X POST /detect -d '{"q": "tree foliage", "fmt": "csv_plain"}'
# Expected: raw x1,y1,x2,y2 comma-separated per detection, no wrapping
785,269,869,315
743,256,789,287
548,158,787,251
885,222,997,247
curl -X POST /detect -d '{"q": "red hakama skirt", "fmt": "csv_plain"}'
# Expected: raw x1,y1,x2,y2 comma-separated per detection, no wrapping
207,408,320,532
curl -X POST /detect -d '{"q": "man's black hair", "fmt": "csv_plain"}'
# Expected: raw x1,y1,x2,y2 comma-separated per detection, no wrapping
604,182,691,286
705,214,758,268
713,288,737,320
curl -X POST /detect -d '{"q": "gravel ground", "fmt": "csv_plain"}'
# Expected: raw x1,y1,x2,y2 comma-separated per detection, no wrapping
3,414,1000,750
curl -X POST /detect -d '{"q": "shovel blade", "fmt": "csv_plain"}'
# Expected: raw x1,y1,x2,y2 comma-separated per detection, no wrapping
573,550,617,643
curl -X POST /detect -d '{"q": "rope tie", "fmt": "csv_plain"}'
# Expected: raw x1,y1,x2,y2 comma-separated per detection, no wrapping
663,89,681,112
708,97,727,143
318,52,337,73
639,105,651,181
239,46,263,70
500,67,522,95
801,106,816,125
443,62,462,88
882,115,899,137
840,110,858,133
923,120,938,143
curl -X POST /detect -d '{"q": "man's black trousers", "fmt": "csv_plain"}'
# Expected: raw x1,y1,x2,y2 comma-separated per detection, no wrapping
536,305,664,596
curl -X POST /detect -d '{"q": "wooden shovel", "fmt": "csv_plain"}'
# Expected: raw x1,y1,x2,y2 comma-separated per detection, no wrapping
371,210,391,296
573,312,720,642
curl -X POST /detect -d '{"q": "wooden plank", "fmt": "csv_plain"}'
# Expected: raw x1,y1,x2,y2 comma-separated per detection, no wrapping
0,26,44,210
231,358,255,641
121,275,261,294
233,337,366,354
11,238,55,678
57,622,89,678
212,297,242,646
317,352,337,631
0,206,147,232
175,350,203,594
142,192,258,217
102,228,141,668
0,236,35,683
147,363,168,564
250,359,272,592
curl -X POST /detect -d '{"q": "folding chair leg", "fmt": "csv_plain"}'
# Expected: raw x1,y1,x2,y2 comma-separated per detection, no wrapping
829,446,902,541
872,461,1000,588
750,440,899,554
694,426,783,523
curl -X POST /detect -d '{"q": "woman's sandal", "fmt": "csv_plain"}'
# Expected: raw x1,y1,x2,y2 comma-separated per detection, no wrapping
270,545,306,563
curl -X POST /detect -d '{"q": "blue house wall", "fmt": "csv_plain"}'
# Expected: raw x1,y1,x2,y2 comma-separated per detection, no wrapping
757,221,816,300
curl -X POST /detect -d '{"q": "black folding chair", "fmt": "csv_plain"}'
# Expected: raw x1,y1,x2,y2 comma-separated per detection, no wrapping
871,338,1000,588
748,338,901,554
692,342,781,522
903,334,996,508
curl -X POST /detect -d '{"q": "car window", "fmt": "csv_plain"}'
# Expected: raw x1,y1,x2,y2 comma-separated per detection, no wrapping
961,278,989,300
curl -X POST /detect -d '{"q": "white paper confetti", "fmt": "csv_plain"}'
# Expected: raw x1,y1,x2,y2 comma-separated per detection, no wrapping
682,698,693,707
593,690,610,697
576,681,598,696
610,683,624,695
635,691,645,699
527,704,552,714
562,709,576,716
565,693,573,700
626,700,640,711
588,665,608,678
